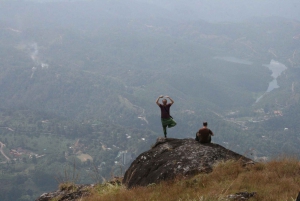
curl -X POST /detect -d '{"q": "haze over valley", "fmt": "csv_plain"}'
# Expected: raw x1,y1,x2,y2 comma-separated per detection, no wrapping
0,1,300,200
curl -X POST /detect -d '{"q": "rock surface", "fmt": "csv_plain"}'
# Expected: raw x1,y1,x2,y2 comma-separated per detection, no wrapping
35,178,123,201
227,192,256,200
35,184,94,201
297,192,300,201
123,138,253,188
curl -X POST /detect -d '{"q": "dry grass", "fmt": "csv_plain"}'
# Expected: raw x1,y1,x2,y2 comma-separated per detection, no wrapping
59,182,77,192
81,158,300,201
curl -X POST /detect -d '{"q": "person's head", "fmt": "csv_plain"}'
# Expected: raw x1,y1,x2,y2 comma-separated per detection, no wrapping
203,122,208,127
162,99,167,105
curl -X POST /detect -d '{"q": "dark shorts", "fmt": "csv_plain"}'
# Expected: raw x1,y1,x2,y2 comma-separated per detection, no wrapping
195,132,211,143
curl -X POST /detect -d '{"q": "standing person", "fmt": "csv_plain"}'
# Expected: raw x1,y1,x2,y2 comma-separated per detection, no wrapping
196,122,214,143
156,95,177,138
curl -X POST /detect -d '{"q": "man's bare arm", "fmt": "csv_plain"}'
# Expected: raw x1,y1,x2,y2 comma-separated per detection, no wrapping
156,96,161,106
165,96,174,105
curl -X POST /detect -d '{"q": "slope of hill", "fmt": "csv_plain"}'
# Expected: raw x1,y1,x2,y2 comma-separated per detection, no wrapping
87,158,300,201
36,158,300,201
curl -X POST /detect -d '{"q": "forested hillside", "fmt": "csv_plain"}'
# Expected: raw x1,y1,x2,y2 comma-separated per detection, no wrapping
0,1,300,200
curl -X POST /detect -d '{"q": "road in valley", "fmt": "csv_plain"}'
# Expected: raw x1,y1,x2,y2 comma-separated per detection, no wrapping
0,141,10,162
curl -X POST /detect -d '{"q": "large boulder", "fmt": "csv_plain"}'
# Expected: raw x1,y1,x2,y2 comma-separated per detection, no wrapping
123,138,253,188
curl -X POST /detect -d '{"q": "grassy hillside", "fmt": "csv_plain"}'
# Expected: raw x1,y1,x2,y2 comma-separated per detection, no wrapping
82,158,300,201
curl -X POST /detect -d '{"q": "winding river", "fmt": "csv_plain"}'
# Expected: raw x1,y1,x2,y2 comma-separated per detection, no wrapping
214,56,287,103
255,60,287,103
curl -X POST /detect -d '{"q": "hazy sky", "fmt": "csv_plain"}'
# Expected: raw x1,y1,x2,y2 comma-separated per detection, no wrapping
20,0,300,22
0,0,300,22
149,0,300,22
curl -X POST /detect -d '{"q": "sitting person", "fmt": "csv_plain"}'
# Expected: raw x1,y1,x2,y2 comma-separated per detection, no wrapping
195,122,214,143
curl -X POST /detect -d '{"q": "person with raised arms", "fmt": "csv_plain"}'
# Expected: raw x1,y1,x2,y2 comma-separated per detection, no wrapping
156,95,177,138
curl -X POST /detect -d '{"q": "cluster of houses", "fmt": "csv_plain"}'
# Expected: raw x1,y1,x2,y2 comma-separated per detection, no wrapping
9,147,43,160
10,147,31,158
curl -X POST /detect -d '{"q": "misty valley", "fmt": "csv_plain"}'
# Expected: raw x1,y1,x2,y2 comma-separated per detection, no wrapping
0,1,300,200
214,57,287,102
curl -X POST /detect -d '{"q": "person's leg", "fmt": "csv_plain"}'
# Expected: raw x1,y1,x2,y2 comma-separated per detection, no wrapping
161,118,168,137
163,126,167,138
167,118,177,128
195,132,199,141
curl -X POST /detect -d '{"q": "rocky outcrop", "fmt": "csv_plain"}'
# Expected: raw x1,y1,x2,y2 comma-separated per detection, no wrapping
227,192,256,200
36,138,254,200
35,178,123,201
123,138,253,188
35,184,94,201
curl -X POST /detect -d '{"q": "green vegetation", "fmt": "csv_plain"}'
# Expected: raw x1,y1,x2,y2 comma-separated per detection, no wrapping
0,1,299,200
0,109,158,200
